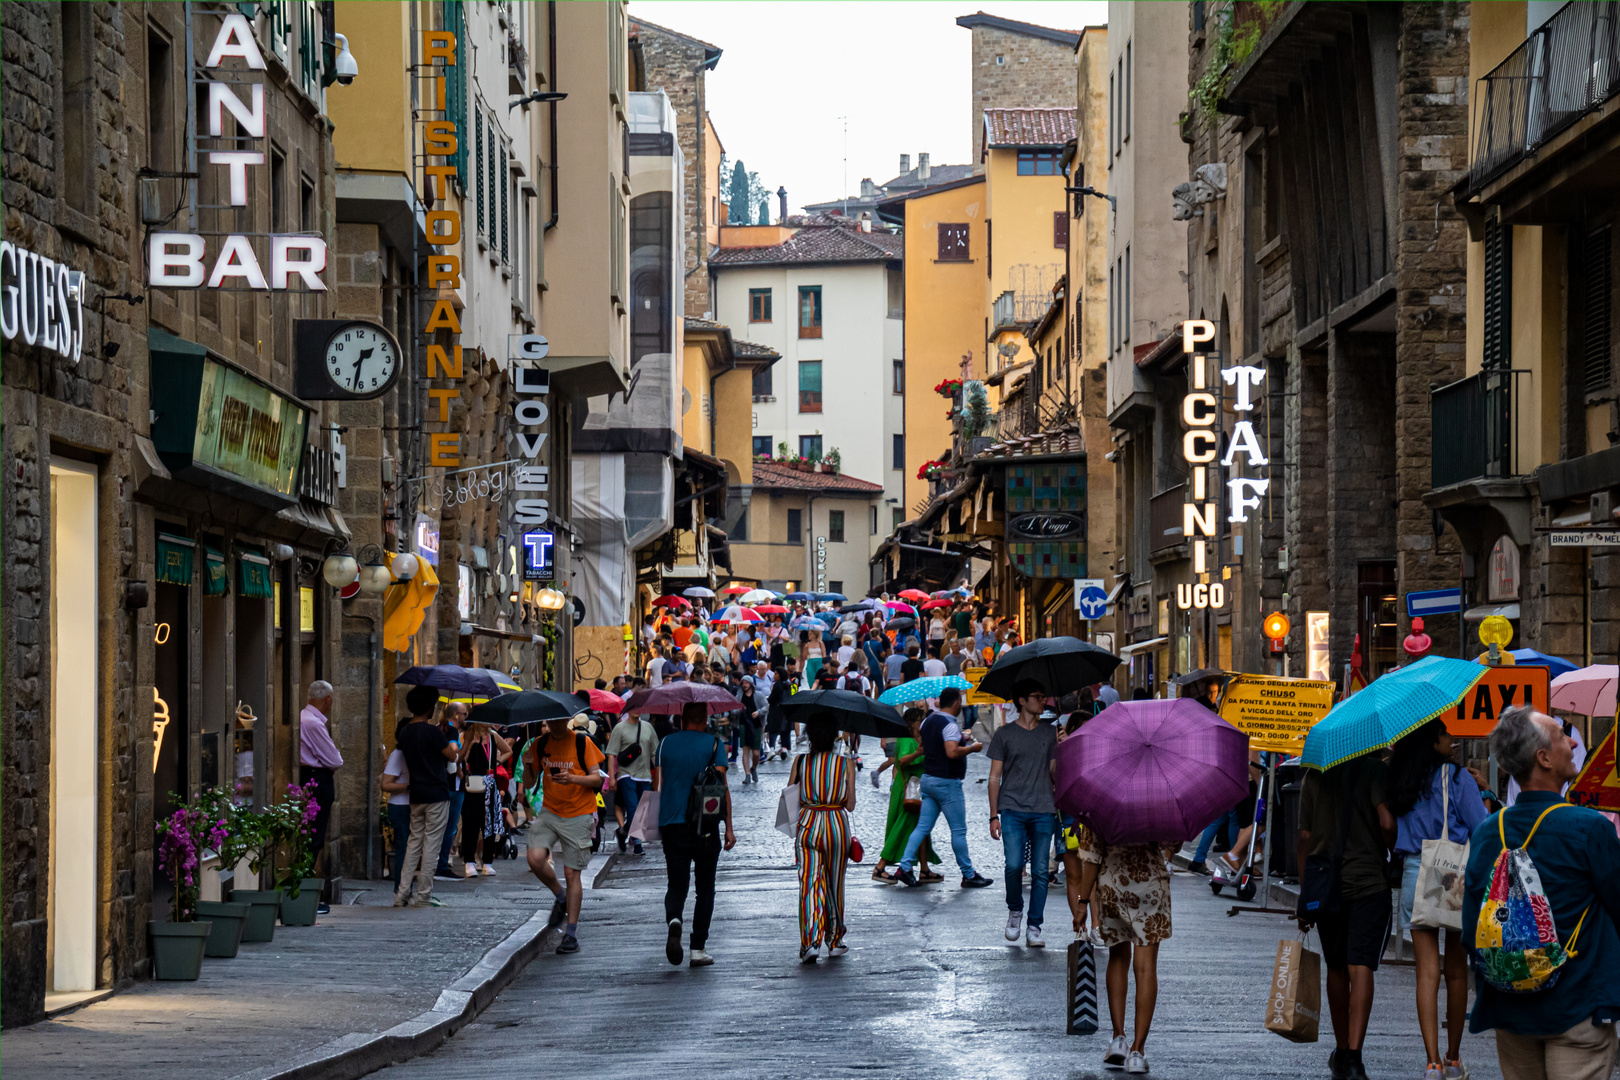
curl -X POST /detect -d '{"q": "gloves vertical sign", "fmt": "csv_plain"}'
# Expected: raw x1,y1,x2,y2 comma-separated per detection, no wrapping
511,335,551,529
421,29,462,468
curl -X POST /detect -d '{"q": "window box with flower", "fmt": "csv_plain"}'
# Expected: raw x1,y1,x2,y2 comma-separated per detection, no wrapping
934,377,963,398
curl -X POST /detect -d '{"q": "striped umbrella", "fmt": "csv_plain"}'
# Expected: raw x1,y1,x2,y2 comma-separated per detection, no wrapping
1301,655,1489,770
715,605,764,624
878,675,973,706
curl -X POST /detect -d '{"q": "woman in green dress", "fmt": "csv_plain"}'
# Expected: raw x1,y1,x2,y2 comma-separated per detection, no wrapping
873,709,941,881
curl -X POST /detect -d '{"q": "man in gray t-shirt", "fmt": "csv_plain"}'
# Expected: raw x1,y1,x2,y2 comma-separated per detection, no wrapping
884,650,906,687
987,680,1058,946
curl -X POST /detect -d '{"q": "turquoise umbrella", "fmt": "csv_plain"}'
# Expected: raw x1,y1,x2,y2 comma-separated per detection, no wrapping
878,675,973,706
1301,655,1488,771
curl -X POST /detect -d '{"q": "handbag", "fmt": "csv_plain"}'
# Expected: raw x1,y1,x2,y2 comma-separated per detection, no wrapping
627,790,661,843
1410,765,1469,930
465,774,487,793
848,835,864,862
903,775,922,810
1265,932,1322,1043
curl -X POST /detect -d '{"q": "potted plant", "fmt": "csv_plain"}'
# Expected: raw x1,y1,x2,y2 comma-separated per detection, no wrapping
272,779,323,927
191,791,253,957
823,448,841,474
213,796,279,943
151,801,229,980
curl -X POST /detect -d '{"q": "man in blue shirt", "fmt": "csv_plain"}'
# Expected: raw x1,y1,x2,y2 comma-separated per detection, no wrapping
655,702,734,968
894,688,993,890
1464,705,1620,1080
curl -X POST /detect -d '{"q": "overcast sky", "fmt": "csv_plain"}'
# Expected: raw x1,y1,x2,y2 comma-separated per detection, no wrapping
631,2,1109,214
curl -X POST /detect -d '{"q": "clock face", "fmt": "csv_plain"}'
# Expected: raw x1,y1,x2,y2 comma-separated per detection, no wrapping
324,323,399,394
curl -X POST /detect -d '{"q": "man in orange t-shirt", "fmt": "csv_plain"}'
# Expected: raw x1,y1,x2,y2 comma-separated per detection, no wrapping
524,715,606,955
672,619,694,650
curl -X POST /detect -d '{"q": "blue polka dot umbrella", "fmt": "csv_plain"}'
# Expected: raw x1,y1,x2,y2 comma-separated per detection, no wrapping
879,675,973,707
1301,655,1489,771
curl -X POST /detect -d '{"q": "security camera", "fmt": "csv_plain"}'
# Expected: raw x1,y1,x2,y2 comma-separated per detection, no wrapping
332,33,358,85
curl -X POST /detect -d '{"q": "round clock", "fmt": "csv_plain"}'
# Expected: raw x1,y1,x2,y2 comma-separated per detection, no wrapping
323,322,400,395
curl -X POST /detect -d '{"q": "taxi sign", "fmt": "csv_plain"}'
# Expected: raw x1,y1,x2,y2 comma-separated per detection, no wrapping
1218,674,1336,754
1446,664,1548,738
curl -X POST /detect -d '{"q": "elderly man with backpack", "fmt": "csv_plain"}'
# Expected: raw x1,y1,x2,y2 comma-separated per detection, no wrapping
1464,705,1620,1080
656,701,735,968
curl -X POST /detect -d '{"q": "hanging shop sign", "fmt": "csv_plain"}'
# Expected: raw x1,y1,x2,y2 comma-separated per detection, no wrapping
414,512,441,567
1446,664,1549,738
146,14,326,292
522,529,556,582
0,243,85,362
1177,319,1269,611
1218,674,1335,754
1006,461,1086,578
511,361,552,527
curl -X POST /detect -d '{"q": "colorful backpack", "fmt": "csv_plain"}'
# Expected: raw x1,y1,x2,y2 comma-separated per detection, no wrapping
1472,802,1590,993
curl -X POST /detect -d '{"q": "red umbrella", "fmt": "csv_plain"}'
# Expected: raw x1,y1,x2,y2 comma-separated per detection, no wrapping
898,589,931,601
625,682,743,716
720,584,751,596
920,598,954,610
651,594,690,608
586,689,626,713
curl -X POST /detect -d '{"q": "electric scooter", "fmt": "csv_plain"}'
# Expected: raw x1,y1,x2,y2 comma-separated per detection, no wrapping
1207,785,1264,903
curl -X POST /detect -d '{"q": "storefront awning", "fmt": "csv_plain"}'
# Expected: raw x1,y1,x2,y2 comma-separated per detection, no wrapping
1119,636,1169,657
1463,604,1521,621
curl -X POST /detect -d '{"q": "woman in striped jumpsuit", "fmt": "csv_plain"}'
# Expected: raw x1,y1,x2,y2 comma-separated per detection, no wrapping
793,722,856,963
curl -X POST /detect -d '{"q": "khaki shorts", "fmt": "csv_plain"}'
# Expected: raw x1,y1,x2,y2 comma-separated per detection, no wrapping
531,809,594,870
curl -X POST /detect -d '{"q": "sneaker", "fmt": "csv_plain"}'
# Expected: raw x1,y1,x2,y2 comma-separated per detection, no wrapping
1443,1061,1470,1080
616,827,627,853
961,873,994,889
1089,926,1107,948
555,934,580,955
632,841,645,855
798,946,818,964
1005,910,1023,941
432,871,460,882
1187,860,1211,875
393,894,409,907
1424,1066,1445,1080
894,867,919,887
666,918,684,966
870,770,880,788
317,902,331,915
480,865,497,876
546,894,567,930
424,895,444,907
827,944,849,958
1026,924,1045,948
689,948,713,967
1104,1035,1128,1067
465,862,478,877
1125,1049,1148,1074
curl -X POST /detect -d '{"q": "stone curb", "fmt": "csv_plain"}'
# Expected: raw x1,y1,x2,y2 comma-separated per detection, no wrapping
220,909,558,1080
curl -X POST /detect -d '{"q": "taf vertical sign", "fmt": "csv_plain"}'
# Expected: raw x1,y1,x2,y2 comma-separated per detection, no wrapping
522,530,555,582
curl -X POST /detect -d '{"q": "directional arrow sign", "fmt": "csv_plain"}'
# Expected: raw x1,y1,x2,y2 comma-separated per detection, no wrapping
1074,578,1108,620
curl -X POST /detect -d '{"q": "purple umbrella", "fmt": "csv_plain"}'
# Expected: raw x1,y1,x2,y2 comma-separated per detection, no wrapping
1055,698,1249,846
625,681,743,716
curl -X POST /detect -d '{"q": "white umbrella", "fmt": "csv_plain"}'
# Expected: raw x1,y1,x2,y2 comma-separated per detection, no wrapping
683,586,716,599
740,588,777,604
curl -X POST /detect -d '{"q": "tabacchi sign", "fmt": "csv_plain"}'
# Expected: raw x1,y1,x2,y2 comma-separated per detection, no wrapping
1177,319,1269,611
147,14,327,291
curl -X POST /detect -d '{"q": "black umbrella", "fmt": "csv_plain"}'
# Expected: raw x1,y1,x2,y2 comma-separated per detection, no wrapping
395,665,521,698
976,636,1122,700
885,616,917,631
466,689,589,727
779,688,909,738
1175,668,1228,686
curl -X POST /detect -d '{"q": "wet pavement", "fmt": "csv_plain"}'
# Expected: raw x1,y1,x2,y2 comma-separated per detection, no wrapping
386,747,1523,1080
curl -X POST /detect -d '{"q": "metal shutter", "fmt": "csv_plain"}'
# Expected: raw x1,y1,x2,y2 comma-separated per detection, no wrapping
1584,225,1612,394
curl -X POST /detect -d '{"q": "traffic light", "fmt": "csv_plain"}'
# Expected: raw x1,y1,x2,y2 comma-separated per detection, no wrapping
1263,611,1289,654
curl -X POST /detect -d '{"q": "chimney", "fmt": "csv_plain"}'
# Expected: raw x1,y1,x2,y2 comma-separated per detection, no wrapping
860,177,876,198
918,153,931,182
858,211,872,233
900,153,911,175
777,186,788,221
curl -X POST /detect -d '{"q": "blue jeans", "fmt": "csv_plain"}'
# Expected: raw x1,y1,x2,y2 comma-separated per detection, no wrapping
436,788,466,873
1193,808,1242,865
900,775,975,878
617,776,652,829
388,803,412,888
1001,809,1053,925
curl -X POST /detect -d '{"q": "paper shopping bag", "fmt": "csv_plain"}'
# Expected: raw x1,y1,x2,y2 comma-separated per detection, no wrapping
1264,935,1321,1043
774,783,800,837
627,791,660,843
1066,939,1098,1034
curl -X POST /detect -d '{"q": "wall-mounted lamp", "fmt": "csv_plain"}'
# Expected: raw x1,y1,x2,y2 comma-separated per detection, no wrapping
510,90,567,110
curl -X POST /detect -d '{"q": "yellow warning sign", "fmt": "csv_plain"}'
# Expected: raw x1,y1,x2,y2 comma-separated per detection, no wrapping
963,666,1007,706
1219,674,1336,754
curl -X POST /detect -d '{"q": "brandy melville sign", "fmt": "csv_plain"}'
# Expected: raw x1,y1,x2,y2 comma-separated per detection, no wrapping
146,14,327,291
1176,319,1270,611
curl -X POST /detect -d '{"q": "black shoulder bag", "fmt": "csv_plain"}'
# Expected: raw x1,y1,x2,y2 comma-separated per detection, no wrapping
685,735,729,837
1298,767,1354,919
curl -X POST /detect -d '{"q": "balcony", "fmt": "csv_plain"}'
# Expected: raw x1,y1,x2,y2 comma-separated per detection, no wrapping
1150,484,1188,554
1430,368,1528,488
1470,2,1620,189
508,29,528,94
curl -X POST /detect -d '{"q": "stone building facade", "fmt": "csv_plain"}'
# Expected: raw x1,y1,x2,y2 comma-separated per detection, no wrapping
630,17,721,317
957,13,1082,163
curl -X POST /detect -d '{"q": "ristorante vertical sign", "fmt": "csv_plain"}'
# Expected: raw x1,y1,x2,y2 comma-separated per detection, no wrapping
421,29,463,467
147,14,326,291
1177,319,1270,611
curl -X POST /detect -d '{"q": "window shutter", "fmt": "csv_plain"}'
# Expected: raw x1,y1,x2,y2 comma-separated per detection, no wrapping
500,142,510,263
442,1,467,184
1483,218,1511,370
1054,211,1069,249
488,112,499,250
474,109,484,235
1585,225,1613,394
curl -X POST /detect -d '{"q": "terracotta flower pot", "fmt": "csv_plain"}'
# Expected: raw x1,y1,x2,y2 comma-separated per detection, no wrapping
230,889,281,942
149,921,212,980
195,900,251,958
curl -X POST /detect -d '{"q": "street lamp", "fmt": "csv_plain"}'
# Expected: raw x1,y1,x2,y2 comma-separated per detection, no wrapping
391,552,419,582
510,90,567,110
321,552,358,588
355,545,393,596
1066,185,1116,212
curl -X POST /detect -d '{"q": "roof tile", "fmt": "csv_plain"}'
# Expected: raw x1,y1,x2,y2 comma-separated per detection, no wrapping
710,223,903,267
751,460,885,493
984,108,1078,149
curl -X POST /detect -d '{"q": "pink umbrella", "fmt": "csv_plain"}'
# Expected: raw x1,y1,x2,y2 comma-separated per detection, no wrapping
625,681,743,716
885,601,918,615
1055,698,1249,846
1550,664,1619,716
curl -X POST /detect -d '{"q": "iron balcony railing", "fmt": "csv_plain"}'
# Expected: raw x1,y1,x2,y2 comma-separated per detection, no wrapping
1430,369,1529,489
1470,1,1620,188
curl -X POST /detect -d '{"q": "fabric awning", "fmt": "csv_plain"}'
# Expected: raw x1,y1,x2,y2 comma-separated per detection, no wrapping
238,551,274,598
203,547,229,596
1119,636,1169,657
156,533,195,586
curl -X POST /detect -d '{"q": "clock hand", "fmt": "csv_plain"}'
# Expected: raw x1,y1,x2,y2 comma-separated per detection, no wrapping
352,347,374,389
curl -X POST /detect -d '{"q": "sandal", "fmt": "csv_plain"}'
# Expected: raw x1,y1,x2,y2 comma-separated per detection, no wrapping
918,870,945,884
871,868,896,882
